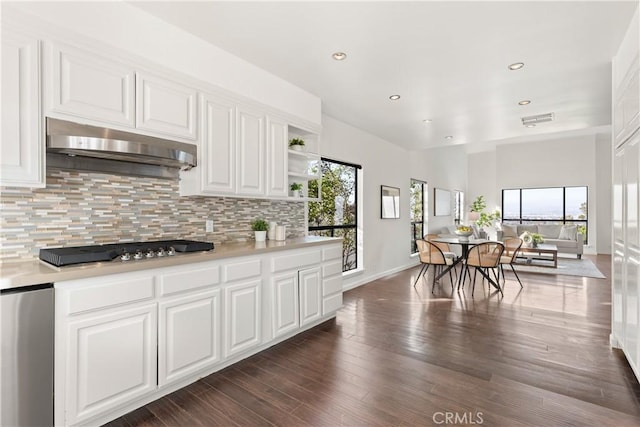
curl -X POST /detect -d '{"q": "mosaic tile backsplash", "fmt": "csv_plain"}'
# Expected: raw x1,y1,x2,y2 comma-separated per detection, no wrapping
0,170,306,262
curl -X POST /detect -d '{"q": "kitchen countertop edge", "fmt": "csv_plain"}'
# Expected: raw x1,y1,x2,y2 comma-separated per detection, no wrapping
0,237,343,290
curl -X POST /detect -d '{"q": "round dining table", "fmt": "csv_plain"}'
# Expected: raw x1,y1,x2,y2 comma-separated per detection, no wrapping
431,237,502,293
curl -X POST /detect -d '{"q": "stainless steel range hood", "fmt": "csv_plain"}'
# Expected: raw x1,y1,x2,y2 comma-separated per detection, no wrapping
46,118,197,179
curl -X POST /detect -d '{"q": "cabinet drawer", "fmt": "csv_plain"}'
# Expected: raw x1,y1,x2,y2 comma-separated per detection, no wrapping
322,245,342,261
65,276,154,315
323,293,343,315
271,250,321,273
223,258,262,282
322,260,342,278
158,265,220,297
323,275,343,297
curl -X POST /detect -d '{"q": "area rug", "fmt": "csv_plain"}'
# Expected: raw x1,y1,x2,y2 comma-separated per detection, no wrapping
511,258,606,279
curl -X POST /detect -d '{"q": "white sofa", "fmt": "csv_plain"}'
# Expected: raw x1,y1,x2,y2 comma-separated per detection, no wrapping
497,224,583,258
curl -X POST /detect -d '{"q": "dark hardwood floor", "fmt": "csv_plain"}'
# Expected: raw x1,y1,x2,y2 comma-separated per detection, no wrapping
107,255,640,426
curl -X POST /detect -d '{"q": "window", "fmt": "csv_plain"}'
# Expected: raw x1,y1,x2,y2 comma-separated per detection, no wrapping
502,186,588,243
410,179,427,254
308,158,360,272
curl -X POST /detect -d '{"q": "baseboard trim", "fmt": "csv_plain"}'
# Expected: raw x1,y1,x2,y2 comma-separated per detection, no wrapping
343,260,420,292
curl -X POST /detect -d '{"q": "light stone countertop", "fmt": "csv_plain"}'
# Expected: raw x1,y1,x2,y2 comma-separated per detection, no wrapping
0,236,342,290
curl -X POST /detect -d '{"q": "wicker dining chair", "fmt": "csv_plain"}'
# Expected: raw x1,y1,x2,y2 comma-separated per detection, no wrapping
462,241,505,296
425,234,458,260
414,239,455,293
499,237,524,288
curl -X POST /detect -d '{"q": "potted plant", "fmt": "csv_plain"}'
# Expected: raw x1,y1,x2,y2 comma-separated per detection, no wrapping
521,231,544,248
290,182,303,197
469,195,501,238
289,138,305,152
251,218,268,242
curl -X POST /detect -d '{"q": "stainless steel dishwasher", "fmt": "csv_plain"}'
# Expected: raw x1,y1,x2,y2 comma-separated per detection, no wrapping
1,283,54,426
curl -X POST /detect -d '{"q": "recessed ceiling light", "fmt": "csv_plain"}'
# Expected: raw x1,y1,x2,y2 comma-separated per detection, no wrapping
508,62,525,71
526,124,536,128
518,100,531,106
445,135,453,140
332,52,347,61
423,119,432,123
389,94,401,100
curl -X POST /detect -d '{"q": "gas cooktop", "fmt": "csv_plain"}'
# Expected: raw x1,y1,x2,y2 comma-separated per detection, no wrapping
39,240,214,267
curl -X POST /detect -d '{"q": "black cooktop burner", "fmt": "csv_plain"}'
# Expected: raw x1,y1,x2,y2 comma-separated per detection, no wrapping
39,240,214,267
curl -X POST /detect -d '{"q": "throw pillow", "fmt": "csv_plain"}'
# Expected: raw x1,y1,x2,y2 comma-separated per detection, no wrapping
558,225,578,240
538,224,562,239
502,224,518,238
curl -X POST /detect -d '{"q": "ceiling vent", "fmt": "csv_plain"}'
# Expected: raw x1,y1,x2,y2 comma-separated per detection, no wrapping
521,112,554,126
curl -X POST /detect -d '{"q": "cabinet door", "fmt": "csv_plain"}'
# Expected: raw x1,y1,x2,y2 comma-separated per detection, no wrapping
272,272,299,338
49,43,135,127
1,30,43,187
158,289,221,386
266,117,288,197
236,107,265,196
66,304,156,425
224,279,262,358
299,267,322,327
136,73,197,140
201,94,236,194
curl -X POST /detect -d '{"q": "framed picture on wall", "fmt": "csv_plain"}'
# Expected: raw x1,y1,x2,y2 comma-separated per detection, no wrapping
381,185,400,219
434,188,451,216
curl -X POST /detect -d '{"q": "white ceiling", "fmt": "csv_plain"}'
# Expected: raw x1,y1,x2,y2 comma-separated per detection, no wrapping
131,1,637,150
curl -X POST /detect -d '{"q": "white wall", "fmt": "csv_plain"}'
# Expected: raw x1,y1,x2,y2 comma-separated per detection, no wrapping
466,132,611,253
321,115,416,290
320,117,470,290
410,145,469,234
467,151,499,237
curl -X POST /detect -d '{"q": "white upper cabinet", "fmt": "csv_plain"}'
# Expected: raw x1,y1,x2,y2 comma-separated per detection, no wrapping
236,106,265,196
136,72,197,140
266,117,289,197
182,94,318,201
200,94,236,194
0,29,44,187
46,43,197,142
47,42,135,127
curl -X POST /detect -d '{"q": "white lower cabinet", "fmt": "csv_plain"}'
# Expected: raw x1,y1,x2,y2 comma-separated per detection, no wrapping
272,272,299,338
299,267,322,327
224,279,262,358
55,241,341,426
271,267,322,338
158,289,221,386
66,303,157,425
270,250,330,340
322,244,344,315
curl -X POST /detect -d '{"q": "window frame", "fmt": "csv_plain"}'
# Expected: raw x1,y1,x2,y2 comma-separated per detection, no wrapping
308,157,360,272
501,186,589,243
410,179,427,254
